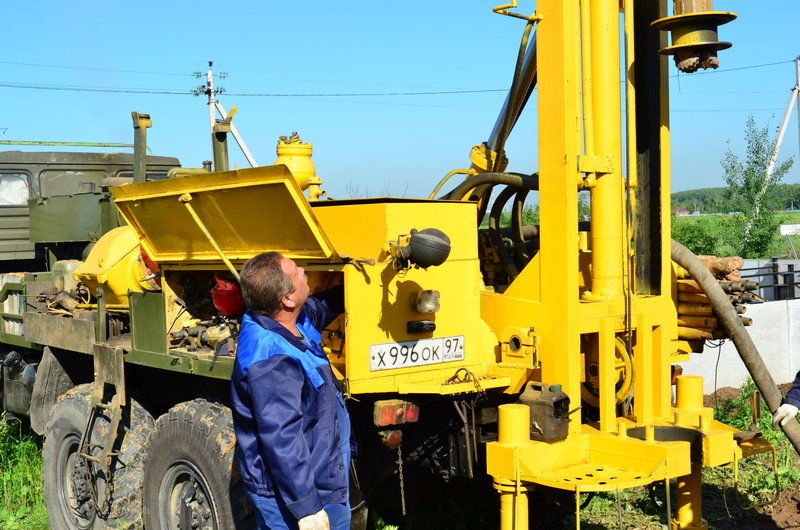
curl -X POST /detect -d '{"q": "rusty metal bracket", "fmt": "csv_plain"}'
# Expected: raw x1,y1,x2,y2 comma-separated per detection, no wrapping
77,342,127,514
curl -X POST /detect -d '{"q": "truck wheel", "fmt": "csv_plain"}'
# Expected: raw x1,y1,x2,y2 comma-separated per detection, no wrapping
142,399,255,529
42,383,154,530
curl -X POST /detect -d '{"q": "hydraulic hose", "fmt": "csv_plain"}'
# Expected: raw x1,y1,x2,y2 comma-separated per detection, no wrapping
671,240,800,456
492,21,535,173
489,186,522,279
487,33,538,154
428,168,471,200
439,172,539,202
511,189,531,270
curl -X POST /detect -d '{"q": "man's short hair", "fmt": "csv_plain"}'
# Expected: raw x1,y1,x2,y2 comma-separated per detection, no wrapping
239,252,295,317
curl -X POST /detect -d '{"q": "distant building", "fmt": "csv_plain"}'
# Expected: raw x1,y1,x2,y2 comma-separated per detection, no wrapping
673,207,690,217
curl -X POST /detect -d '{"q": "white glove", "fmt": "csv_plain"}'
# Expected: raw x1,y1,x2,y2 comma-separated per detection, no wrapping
772,403,799,428
298,509,330,530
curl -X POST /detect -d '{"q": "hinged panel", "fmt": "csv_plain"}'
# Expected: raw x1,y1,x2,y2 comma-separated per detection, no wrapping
111,165,337,263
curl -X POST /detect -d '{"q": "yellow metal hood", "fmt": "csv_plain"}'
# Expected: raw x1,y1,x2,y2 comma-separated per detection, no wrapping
110,166,337,264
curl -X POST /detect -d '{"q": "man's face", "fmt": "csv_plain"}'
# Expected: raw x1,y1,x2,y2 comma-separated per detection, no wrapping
280,257,309,309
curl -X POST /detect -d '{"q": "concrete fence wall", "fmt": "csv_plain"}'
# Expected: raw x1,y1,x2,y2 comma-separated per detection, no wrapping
682,299,800,394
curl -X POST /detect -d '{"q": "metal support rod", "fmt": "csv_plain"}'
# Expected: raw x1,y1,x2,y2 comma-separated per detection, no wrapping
211,121,230,173
131,112,151,184
580,0,596,187
202,61,257,168
206,64,216,141
766,57,799,179
178,193,240,281
740,61,798,247
452,400,474,478
96,288,106,343
675,462,705,529
215,101,258,167
796,57,800,162
586,0,624,300
788,234,799,260
496,479,529,530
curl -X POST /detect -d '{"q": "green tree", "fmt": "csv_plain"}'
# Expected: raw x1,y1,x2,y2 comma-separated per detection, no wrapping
672,214,719,255
720,115,794,258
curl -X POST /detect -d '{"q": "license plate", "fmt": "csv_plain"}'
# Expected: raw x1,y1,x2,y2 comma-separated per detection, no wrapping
370,336,464,371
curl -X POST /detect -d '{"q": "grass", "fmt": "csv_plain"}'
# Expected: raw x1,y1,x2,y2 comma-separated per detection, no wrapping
0,417,47,529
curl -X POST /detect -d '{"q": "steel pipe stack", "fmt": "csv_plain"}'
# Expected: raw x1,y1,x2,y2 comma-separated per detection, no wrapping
675,256,763,341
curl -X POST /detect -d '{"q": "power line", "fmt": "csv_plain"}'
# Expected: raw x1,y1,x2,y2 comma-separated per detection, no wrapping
671,59,794,77
0,59,494,92
0,81,504,98
0,82,189,95
0,58,794,98
0,60,189,77
227,88,506,97
671,108,785,113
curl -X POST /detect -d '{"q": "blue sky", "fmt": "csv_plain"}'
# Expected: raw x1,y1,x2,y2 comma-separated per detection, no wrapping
1,1,798,198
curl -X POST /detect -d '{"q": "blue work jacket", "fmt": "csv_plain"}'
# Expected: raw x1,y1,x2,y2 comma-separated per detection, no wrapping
231,287,349,521
786,371,800,408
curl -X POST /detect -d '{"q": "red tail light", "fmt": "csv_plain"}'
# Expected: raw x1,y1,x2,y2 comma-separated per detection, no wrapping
373,400,420,427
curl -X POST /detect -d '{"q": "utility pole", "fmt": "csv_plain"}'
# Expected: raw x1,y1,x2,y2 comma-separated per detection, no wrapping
767,56,800,179
193,62,258,167
742,57,800,248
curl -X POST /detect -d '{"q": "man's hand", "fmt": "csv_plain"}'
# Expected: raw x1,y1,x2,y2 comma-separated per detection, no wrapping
298,509,330,530
772,403,799,428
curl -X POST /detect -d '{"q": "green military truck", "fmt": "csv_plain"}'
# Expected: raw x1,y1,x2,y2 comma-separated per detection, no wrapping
0,145,200,529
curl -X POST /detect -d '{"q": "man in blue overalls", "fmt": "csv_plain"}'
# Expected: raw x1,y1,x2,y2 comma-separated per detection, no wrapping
231,251,351,530
773,372,800,428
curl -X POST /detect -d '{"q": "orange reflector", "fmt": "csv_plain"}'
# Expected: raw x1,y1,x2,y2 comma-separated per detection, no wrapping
373,399,420,427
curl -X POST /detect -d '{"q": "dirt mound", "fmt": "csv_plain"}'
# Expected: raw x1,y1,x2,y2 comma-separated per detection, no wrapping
771,490,800,529
704,383,795,409
702,384,800,529
704,386,742,408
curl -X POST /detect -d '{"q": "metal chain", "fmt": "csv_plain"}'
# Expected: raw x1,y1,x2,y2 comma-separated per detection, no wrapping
397,443,406,516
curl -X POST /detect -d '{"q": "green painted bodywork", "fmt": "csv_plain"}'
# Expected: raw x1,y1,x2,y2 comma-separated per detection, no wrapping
126,291,233,380
130,292,167,353
29,194,110,243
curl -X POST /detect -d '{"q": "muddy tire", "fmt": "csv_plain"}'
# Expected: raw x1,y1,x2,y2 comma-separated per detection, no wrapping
42,383,154,530
142,399,255,529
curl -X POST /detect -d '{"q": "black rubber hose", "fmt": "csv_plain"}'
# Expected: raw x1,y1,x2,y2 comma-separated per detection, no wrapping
440,172,538,202
671,240,800,456
511,188,531,270
489,186,521,279
493,20,535,173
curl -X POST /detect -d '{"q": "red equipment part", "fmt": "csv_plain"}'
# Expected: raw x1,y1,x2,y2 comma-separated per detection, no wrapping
211,275,245,317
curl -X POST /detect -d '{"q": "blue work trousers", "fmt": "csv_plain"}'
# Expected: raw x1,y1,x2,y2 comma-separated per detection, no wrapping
248,492,350,530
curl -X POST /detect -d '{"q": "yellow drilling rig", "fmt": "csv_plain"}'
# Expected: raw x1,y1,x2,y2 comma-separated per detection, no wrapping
2,2,799,530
